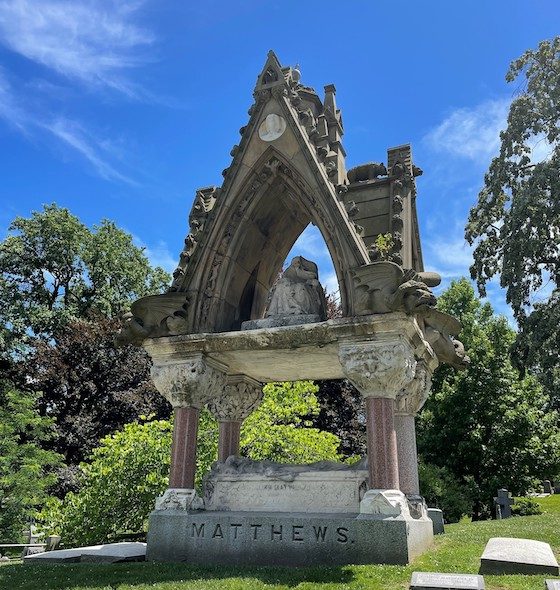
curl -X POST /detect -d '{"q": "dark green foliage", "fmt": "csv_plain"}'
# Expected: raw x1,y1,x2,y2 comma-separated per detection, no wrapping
417,279,560,520
466,37,560,407
19,316,171,493
418,462,474,523
311,380,366,458
511,496,542,517
0,380,61,542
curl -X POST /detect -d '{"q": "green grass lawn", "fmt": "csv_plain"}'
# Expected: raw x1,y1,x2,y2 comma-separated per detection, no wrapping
2,496,559,590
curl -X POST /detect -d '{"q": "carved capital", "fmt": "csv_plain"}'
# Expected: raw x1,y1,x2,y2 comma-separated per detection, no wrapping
206,374,263,422
150,355,228,409
338,340,416,399
395,361,432,415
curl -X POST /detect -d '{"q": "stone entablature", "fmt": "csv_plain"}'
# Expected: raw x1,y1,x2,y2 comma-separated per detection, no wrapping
144,313,438,385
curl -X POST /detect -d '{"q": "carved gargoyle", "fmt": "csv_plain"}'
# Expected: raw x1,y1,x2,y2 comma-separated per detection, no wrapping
352,261,437,315
417,308,470,370
115,293,190,346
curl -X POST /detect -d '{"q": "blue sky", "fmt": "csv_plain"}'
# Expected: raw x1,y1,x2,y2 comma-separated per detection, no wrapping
0,0,558,320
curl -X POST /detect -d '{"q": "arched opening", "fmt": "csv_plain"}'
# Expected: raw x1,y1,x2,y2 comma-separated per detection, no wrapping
217,176,344,332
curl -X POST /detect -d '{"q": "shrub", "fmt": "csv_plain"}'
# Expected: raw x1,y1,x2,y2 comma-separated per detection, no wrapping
511,496,542,516
419,462,474,523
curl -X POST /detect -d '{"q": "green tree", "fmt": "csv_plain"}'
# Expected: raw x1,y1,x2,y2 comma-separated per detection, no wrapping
241,381,341,462
417,279,560,520
465,37,560,406
0,203,169,351
0,379,61,542
42,381,340,545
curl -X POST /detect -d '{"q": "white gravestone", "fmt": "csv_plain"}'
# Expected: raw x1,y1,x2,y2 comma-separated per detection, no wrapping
411,571,485,589
479,537,560,575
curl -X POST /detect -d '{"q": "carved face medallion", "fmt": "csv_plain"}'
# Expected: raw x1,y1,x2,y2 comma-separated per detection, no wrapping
258,113,286,142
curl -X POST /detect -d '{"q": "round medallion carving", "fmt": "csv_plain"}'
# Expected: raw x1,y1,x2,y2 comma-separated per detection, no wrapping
258,113,286,142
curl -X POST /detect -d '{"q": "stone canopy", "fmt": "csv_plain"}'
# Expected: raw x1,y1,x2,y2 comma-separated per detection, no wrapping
119,51,470,567
119,50,439,342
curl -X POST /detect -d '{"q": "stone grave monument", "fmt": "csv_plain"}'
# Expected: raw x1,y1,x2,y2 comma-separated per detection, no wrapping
118,51,468,566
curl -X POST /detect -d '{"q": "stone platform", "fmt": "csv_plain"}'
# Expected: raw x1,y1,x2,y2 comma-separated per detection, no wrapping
146,510,433,566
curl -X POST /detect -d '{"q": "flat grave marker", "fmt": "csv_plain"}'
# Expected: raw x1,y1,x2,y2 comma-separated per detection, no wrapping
479,537,560,575
410,571,485,589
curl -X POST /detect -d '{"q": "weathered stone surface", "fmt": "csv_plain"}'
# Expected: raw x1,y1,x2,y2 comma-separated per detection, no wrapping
203,458,368,513
242,314,322,330
143,314,438,384
410,571,485,589
479,537,560,575
338,339,417,399
545,580,560,590
24,543,146,564
358,489,411,518
427,508,445,535
80,542,146,563
146,511,433,566
155,488,204,511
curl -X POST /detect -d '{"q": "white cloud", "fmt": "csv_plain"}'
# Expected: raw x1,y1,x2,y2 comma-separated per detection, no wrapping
42,117,136,184
0,0,153,96
290,224,330,261
132,234,177,273
424,98,510,163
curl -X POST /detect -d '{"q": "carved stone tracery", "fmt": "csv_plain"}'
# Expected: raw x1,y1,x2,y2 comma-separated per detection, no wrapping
395,362,432,416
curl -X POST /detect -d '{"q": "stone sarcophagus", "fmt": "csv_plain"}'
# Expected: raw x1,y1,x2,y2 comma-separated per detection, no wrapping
119,51,468,567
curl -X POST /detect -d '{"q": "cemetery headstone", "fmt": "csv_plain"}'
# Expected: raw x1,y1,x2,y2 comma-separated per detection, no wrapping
427,508,445,534
494,489,513,519
479,537,560,575
410,571,485,589
545,580,560,590
543,480,553,494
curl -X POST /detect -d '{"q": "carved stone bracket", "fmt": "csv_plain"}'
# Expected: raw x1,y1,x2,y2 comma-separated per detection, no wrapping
206,374,263,422
338,340,416,399
151,355,228,409
395,361,433,416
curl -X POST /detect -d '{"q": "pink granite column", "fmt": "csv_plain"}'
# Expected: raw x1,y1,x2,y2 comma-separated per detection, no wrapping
169,406,200,489
218,420,242,461
394,413,419,495
366,396,400,490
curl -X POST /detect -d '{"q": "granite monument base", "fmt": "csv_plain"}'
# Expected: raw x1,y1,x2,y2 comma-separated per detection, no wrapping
146,510,433,566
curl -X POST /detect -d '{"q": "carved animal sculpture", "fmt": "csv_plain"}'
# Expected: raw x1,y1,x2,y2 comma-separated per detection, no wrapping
347,162,388,183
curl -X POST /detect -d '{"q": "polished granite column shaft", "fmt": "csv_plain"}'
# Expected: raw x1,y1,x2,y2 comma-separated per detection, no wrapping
169,406,200,489
366,396,400,490
394,413,419,495
218,420,242,461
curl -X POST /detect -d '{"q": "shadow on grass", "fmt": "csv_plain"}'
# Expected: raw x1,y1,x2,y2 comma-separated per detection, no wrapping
0,561,354,590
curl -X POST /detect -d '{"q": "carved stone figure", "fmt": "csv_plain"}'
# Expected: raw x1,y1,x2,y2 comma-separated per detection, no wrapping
115,293,190,345
352,261,437,316
347,162,388,183
266,256,327,319
417,309,470,370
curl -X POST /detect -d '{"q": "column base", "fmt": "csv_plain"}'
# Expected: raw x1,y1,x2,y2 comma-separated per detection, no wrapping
358,489,412,519
155,488,204,511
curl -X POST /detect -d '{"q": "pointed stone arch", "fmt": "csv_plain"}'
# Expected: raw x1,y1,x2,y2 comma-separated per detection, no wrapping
190,148,365,332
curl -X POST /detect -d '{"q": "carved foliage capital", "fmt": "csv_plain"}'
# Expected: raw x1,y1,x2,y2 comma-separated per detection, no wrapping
206,375,263,422
395,362,433,415
151,356,227,409
338,340,416,399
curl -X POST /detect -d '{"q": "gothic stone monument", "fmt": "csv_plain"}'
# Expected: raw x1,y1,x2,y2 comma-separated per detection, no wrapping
118,51,468,566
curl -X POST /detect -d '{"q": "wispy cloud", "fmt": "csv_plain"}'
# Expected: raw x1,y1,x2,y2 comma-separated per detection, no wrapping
132,233,177,274
0,0,153,97
0,0,156,182
424,98,510,163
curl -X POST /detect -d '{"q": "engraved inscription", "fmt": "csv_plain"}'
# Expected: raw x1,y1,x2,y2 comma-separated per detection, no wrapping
186,521,353,544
